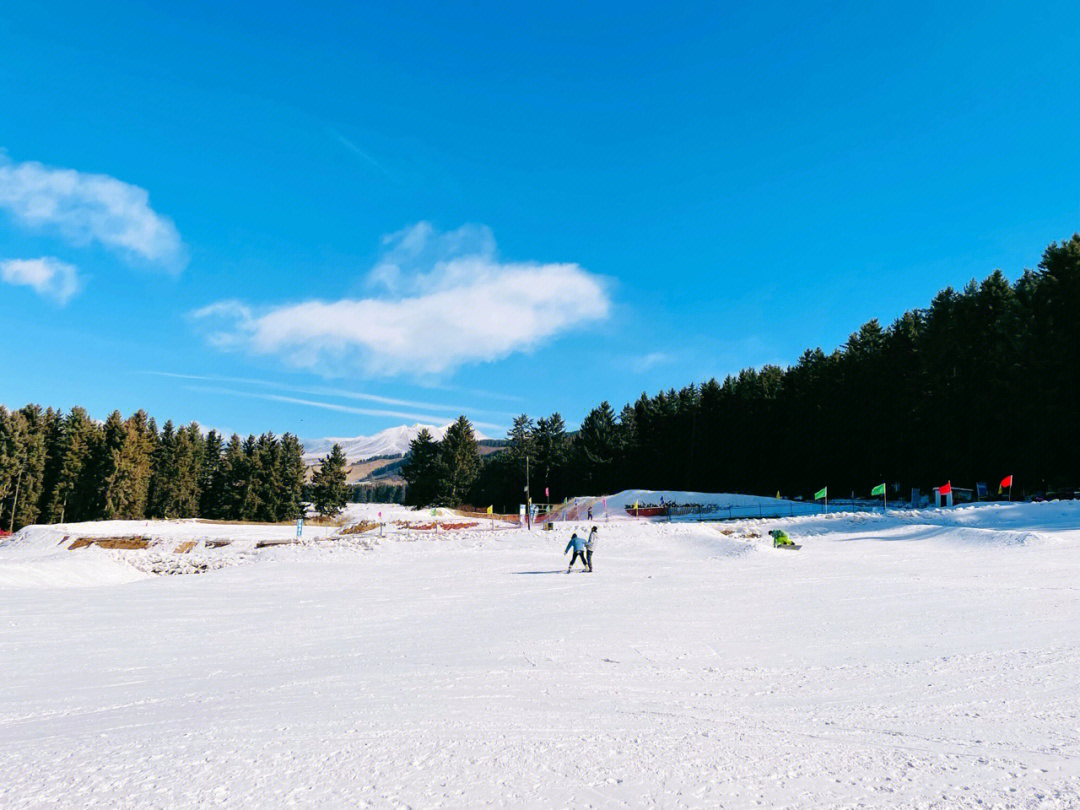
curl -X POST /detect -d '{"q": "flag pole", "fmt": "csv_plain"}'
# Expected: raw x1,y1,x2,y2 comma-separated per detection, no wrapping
525,455,531,531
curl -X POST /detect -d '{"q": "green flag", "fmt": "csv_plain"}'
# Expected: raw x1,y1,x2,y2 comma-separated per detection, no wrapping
871,483,886,497
814,486,827,500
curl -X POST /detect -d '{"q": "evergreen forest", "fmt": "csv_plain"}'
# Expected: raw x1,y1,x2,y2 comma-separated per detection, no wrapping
411,235,1080,509
5,234,1080,523
0,408,307,531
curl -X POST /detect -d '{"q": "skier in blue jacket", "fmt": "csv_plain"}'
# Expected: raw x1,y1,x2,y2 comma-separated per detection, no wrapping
565,532,589,573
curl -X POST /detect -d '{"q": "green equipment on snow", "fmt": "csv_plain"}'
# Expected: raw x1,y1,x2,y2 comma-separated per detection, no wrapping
769,529,801,550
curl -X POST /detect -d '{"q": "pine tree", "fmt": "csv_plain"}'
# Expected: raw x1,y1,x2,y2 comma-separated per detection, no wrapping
0,407,29,530
401,428,444,507
576,402,617,494
36,407,65,523
277,434,306,520
218,435,247,520
170,423,205,518
44,407,100,523
613,404,638,492
439,416,480,506
199,430,225,518
533,413,568,501
506,414,534,467
148,420,178,518
90,410,153,520
5,405,50,529
252,433,281,521
117,410,157,519
237,436,263,520
311,444,348,517
93,411,128,519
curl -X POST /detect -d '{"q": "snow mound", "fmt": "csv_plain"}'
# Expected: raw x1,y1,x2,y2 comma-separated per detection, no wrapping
0,544,149,588
746,504,1072,549
0,503,501,588
559,489,823,522
605,489,799,509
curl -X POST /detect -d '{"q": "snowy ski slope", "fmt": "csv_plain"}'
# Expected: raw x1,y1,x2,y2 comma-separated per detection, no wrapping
2,500,1079,808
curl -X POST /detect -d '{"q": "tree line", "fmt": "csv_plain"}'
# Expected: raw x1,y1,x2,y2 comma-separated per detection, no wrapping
8,235,1078,520
0,407,307,530
353,483,405,504
405,234,1080,508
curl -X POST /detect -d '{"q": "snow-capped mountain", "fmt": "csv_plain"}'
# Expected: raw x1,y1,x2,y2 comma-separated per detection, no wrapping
302,423,487,462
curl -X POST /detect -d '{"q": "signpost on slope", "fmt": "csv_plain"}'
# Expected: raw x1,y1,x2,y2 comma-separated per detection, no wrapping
525,456,532,530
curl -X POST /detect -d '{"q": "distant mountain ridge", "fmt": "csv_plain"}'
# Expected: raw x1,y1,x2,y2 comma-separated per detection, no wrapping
302,422,488,462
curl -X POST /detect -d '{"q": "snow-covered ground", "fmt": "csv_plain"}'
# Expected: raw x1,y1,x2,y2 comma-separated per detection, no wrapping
2,500,1079,808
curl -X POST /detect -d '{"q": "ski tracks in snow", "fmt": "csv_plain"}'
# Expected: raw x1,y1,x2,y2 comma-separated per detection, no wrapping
3,503,1080,807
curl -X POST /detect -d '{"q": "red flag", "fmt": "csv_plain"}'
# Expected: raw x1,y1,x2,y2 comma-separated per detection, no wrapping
939,481,952,495
1000,475,1013,489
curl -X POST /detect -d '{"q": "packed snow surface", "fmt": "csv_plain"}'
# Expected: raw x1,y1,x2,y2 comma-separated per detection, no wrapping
2,500,1080,808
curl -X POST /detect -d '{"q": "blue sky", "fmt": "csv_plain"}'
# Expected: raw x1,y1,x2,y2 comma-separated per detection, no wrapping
2,1,1078,441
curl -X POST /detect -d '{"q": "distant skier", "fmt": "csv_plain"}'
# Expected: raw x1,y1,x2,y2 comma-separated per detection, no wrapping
587,506,593,520
565,532,589,573
585,525,598,572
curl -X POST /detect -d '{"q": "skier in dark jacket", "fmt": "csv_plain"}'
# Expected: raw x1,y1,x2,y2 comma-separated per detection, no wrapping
565,532,588,573
585,526,598,572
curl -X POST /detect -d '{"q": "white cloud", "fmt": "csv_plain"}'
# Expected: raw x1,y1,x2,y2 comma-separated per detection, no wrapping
1,257,82,304
630,351,675,373
0,154,185,270
193,223,611,376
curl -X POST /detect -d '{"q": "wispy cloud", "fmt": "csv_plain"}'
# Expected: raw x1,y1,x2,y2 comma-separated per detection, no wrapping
1,257,81,304
147,371,515,418
191,223,611,377
419,380,526,404
0,153,186,271
329,128,392,178
630,351,676,373
185,385,505,432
